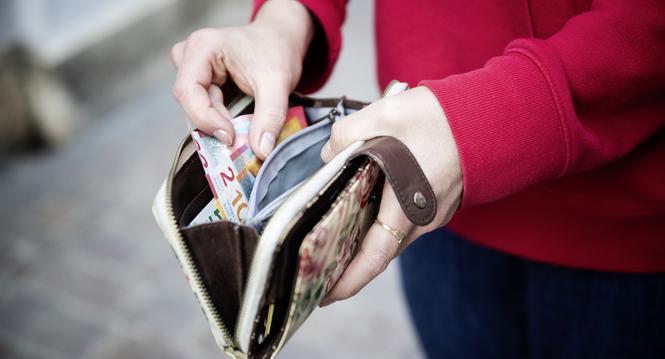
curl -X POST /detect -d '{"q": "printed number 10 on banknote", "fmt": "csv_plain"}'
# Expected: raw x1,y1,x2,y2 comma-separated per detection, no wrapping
190,106,308,224
190,129,252,223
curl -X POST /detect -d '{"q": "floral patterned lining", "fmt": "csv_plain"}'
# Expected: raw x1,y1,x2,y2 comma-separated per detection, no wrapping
284,160,381,335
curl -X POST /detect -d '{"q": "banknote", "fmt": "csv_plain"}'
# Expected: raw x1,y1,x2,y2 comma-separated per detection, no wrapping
188,197,224,226
189,106,308,225
191,129,251,223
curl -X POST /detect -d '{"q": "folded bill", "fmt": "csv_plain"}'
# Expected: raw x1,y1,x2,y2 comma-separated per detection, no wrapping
190,106,308,225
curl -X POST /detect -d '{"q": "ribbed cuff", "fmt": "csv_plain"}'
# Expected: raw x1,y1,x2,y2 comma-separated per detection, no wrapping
421,41,571,208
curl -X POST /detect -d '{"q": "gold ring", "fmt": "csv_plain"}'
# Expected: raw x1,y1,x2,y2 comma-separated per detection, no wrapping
375,219,406,244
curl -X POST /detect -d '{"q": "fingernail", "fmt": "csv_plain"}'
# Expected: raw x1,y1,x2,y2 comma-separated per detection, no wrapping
320,141,332,162
259,132,276,158
213,129,232,146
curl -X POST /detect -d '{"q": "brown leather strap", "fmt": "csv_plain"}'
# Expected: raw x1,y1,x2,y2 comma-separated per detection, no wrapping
350,137,437,226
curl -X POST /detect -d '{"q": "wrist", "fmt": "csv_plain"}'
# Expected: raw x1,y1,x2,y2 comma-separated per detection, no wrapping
415,86,464,215
253,0,314,61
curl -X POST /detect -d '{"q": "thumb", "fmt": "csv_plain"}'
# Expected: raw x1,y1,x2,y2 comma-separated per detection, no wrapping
320,105,379,162
250,80,290,160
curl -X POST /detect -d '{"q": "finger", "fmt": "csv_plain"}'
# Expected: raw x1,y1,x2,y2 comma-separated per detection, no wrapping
320,105,381,162
249,78,290,160
170,41,184,67
395,226,428,257
208,85,233,120
207,85,234,144
173,39,233,144
321,184,412,306
210,50,228,85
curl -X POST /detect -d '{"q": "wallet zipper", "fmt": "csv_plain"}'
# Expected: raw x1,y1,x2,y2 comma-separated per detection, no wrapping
164,135,239,350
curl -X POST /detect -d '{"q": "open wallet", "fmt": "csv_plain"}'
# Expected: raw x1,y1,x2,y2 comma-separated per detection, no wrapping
151,81,437,358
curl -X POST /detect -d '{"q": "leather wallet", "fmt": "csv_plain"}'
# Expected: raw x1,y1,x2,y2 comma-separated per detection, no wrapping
152,82,436,358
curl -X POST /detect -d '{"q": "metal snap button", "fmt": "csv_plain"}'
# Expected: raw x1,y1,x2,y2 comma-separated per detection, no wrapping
413,192,427,209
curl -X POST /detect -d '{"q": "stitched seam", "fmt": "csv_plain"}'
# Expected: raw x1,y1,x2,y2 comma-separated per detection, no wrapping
368,152,406,214
397,140,437,223
366,141,436,224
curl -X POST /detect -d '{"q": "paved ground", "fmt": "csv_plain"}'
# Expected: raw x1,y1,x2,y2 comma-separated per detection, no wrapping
0,1,424,358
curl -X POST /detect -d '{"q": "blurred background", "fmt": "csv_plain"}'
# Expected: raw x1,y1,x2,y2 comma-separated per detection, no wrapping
0,0,424,358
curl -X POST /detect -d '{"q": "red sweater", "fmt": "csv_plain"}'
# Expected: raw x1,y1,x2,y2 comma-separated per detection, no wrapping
253,0,665,272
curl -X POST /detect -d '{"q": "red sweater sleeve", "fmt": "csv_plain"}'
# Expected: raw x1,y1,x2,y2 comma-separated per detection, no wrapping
421,0,665,208
252,0,346,93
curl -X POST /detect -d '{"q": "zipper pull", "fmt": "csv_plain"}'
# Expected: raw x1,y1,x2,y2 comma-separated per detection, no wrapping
327,107,341,122
329,98,347,123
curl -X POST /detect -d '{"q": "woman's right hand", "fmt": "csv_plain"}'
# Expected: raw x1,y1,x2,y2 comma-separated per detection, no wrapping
171,0,314,159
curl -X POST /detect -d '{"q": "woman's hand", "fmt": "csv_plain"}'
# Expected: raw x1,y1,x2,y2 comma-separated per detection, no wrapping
319,87,463,306
171,0,313,159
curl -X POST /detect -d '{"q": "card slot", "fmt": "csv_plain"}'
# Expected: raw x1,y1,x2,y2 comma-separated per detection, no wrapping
172,153,210,227
179,186,214,226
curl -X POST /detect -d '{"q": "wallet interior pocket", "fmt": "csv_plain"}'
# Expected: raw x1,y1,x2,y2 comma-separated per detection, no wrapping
251,119,331,213
170,150,261,333
246,105,343,228
172,154,210,226
179,185,214,225
181,222,258,332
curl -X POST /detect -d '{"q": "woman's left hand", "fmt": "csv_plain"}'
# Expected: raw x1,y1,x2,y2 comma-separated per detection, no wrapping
319,86,463,306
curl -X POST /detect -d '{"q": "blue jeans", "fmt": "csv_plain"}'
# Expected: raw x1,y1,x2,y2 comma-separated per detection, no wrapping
399,228,665,359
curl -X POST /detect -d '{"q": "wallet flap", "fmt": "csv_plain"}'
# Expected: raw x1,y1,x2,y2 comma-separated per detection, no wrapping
350,136,437,226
